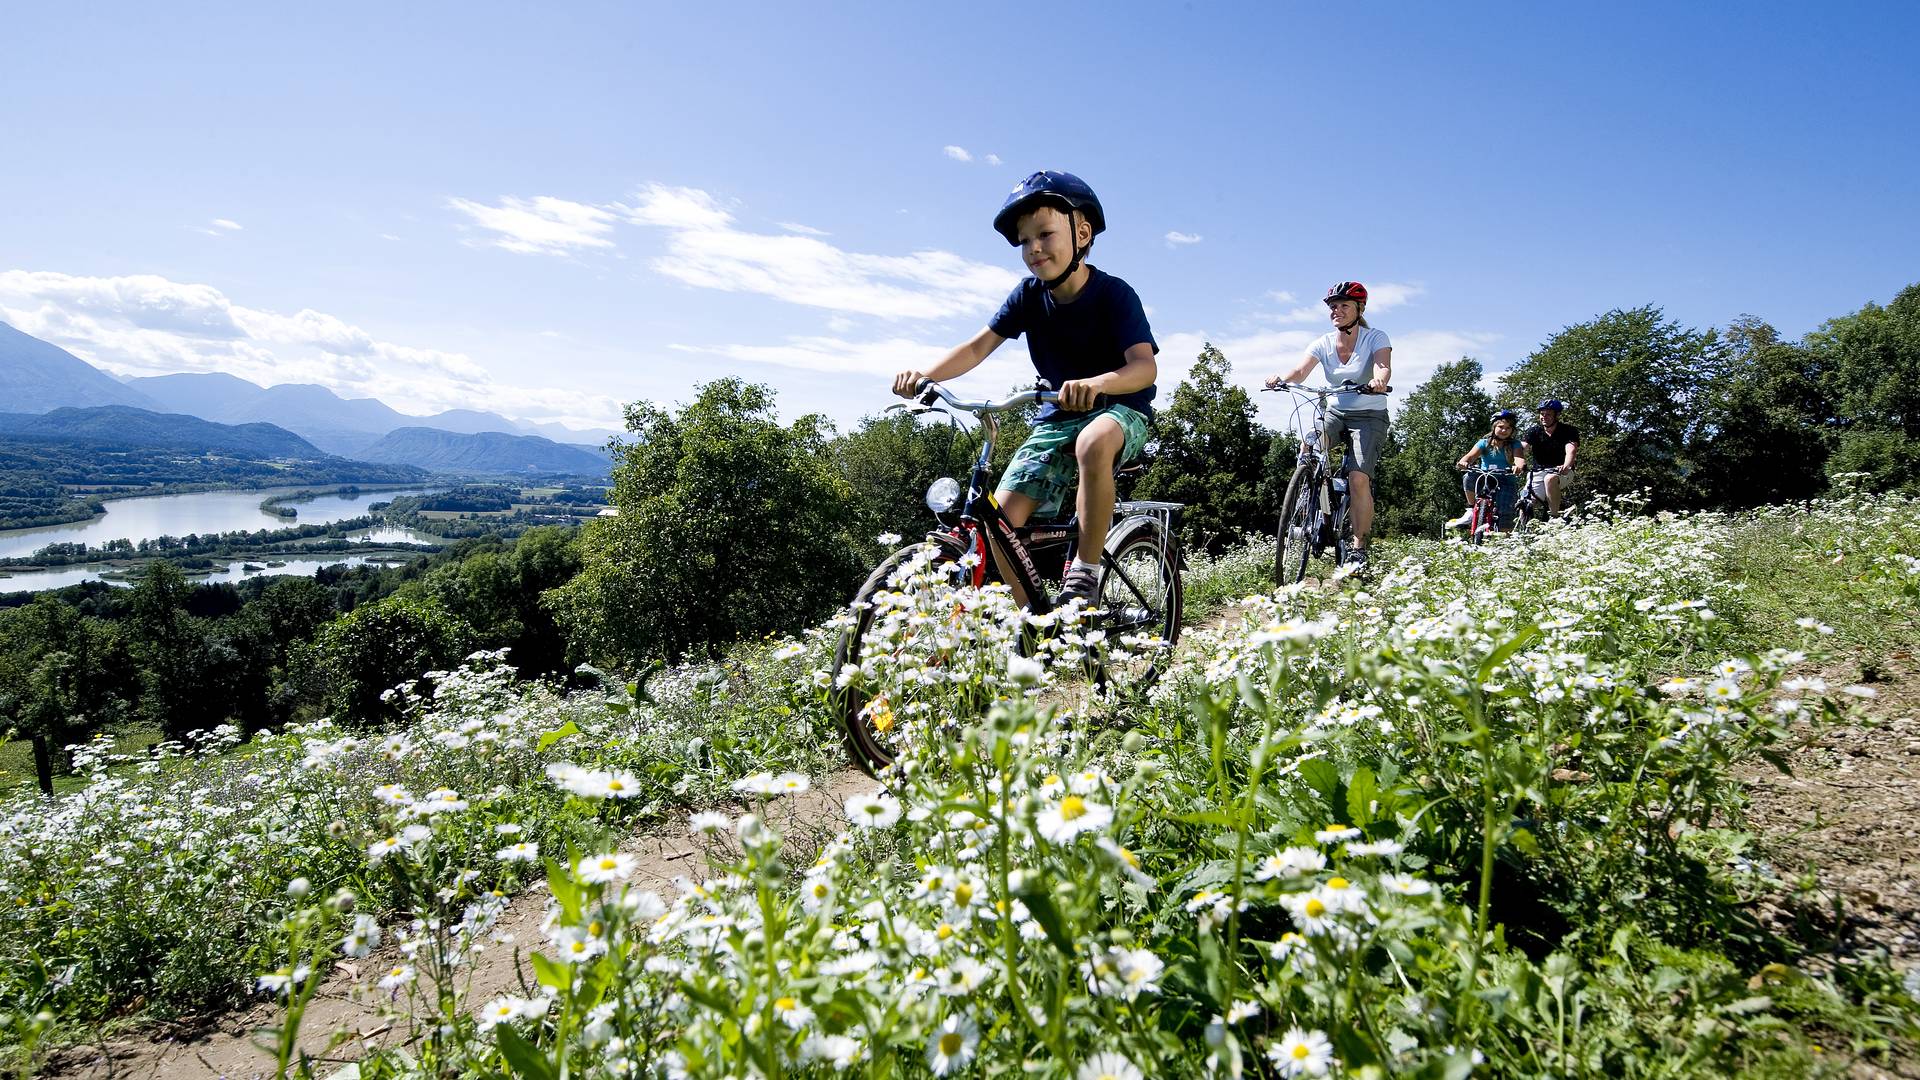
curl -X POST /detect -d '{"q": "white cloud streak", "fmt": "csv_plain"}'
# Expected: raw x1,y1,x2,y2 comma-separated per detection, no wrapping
777,221,830,236
446,195,619,255
0,270,623,428
985,153,1003,166
1164,231,1203,247
212,218,243,231
943,145,973,162
626,185,1017,320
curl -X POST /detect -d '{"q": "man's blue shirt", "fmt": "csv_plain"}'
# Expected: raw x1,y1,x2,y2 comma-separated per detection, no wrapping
989,266,1158,421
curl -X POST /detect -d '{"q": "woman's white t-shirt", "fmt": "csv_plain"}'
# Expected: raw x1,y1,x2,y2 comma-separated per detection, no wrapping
1308,326,1392,412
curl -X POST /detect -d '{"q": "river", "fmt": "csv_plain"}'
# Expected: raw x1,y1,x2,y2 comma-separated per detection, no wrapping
0,487,447,593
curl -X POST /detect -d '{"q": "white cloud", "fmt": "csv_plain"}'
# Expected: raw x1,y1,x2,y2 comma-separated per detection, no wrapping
446,195,619,256
379,233,402,241
1363,281,1424,313
985,154,1003,166
1266,290,1295,304
1164,231,1203,247
943,145,973,163
0,270,624,428
777,221,829,236
623,184,734,230
211,218,243,231
626,185,1016,320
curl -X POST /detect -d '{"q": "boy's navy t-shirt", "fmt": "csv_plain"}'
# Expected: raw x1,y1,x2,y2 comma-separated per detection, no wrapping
988,266,1158,421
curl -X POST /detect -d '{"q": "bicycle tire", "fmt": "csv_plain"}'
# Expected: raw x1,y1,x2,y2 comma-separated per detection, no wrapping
831,540,974,775
1275,464,1317,585
1468,497,1488,547
1093,517,1183,699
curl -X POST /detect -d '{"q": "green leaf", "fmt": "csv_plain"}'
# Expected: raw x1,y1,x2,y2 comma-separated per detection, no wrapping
1345,767,1379,828
544,857,582,921
1297,757,1341,801
535,720,581,753
1015,888,1076,958
1509,827,1541,857
495,1024,558,1080
1477,624,1543,682
529,951,571,991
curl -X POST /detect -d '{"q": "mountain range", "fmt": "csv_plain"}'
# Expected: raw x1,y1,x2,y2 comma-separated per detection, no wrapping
0,322,616,477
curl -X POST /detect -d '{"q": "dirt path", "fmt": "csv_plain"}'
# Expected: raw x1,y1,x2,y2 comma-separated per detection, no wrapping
48,770,874,1080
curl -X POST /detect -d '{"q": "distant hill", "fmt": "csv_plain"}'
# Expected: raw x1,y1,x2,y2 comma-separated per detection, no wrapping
357,428,611,476
0,322,163,412
0,405,326,458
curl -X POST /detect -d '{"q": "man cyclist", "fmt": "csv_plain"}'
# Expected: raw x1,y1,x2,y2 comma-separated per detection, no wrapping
1264,281,1393,568
1521,399,1579,515
891,170,1158,606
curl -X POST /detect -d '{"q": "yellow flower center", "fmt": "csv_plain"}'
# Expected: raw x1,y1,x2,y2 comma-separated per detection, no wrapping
589,921,603,936
870,697,895,732
1293,1043,1311,1061
953,882,973,905
940,1032,963,1055
936,923,955,940
607,779,626,791
1305,898,1327,918
598,858,617,870
1119,846,1140,868
1327,877,1350,890
775,996,796,1011
811,883,829,898
1060,796,1088,821
1042,773,1062,787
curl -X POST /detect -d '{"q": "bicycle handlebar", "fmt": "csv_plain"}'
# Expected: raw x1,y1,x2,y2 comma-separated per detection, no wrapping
1260,381,1392,396
913,379,1108,414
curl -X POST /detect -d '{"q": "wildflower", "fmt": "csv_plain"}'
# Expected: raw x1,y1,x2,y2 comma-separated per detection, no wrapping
1270,931,1316,969
1037,795,1113,843
803,1033,864,1066
414,788,468,815
800,872,835,912
286,877,311,898
1346,838,1404,857
478,995,545,1030
371,784,414,807
731,771,780,795
551,926,608,963
577,852,637,884
1842,684,1879,699
376,964,415,992
341,914,382,958
772,772,811,795
1096,837,1158,891
1269,1027,1335,1077
1282,891,1338,936
1313,824,1361,843
1006,653,1046,686
877,532,903,546
939,956,994,997
1226,1000,1262,1024
771,995,815,1029
597,771,645,799
1078,1052,1145,1080
925,1014,980,1075
367,834,406,862
494,822,525,836
256,964,310,996
496,842,539,862
772,642,807,661
845,792,904,829
1084,946,1164,1001
1255,846,1326,880
1794,617,1836,635
1380,872,1434,896
688,811,731,835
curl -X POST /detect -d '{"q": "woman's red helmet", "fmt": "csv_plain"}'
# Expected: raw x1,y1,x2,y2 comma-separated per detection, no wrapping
1324,281,1368,306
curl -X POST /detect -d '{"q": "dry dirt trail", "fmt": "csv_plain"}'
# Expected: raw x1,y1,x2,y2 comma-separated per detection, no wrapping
49,770,874,1080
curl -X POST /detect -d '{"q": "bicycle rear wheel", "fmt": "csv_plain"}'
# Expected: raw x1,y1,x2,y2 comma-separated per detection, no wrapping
1093,517,1182,698
1275,464,1317,585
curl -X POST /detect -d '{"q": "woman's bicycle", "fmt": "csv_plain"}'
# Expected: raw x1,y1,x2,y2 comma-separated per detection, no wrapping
1263,381,1388,584
830,380,1185,774
1455,464,1521,544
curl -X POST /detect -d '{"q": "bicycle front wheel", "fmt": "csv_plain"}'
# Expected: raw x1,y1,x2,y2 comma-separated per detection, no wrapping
1276,464,1317,585
831,541,980,775
1094,517,1183,699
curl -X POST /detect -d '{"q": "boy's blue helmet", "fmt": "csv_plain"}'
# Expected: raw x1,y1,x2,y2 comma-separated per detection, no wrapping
993,171,1106,246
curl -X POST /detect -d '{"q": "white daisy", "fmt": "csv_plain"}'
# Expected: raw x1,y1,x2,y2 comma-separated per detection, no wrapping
1269,1027,1335,1077
1036,795,1113,843
576,852,636,884
925,1014,979,1075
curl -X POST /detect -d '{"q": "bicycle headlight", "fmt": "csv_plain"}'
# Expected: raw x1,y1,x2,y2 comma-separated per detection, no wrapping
925,476,961,513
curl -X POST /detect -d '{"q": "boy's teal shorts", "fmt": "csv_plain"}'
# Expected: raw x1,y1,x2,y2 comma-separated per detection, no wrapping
998,404,1151,520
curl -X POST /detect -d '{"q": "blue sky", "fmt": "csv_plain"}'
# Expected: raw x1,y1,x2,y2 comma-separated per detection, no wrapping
2,1,1916,435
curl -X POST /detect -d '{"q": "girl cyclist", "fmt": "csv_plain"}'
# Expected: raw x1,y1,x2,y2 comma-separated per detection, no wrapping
1450,409,1528,533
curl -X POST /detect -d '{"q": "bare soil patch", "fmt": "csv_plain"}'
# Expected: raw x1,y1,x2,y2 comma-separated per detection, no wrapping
46,770,873,1080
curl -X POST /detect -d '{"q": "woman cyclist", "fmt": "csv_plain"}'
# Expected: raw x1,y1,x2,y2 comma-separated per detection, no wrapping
1450,409,1528,534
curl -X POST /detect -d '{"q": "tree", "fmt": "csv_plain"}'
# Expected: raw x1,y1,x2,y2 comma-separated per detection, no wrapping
311,594,473,727
1804,282,1920,493
1130,343,1276,552
1374,357,1497,536
1684,317,1835,508
1497,306,1726,508
833,412,977,544
417,527,580,680
547,379,865,667
0,597,136,792
127,562,220,740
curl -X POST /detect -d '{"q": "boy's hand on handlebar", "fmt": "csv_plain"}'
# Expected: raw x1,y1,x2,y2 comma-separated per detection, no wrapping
892,370,930,398
1263,375,1286,390
1057,379,1105,412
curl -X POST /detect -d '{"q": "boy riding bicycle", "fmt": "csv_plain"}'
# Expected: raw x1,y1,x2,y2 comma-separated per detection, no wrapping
891,170,1158,606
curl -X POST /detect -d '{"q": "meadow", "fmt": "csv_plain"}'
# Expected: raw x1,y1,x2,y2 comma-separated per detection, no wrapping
3,488,1917,1078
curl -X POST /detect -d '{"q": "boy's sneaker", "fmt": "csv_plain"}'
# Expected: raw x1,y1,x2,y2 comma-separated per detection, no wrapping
1051,564,1102,608
1445,511,1472,530
1346,547,1369,571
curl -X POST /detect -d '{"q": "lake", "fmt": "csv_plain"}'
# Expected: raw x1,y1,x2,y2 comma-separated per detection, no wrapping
0,486,444,560
0,486,448,594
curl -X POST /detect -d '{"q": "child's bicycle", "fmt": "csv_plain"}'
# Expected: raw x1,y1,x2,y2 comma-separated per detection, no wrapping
1514,465,1570,534
1453,464,1522,544
1262,381,1389,583
829,380,1185,775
